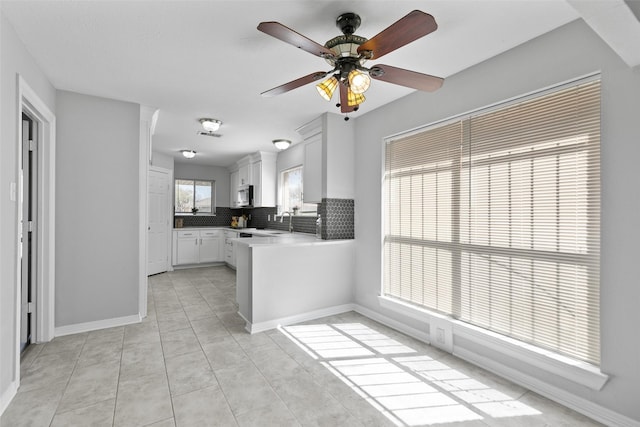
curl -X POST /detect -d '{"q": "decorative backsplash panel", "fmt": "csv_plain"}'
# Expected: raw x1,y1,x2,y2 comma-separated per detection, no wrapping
174,200,353,239
320,198,355,240
266,214,317,234
175,206,264,228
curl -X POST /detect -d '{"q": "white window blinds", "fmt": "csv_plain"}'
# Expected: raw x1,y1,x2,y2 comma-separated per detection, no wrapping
384,78,601,364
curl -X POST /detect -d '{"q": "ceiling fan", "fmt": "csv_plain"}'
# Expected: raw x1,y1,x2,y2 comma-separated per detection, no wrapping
257,10,444,116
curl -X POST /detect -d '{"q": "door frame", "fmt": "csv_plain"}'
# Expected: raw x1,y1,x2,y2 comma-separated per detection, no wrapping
148,165,173,275
15,75,56,381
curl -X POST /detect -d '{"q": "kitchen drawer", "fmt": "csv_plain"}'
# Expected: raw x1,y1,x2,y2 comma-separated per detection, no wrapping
200,229,221,238
177,230,198,238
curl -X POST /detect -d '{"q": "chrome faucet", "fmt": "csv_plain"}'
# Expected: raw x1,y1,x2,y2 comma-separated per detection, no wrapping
280,211,293,233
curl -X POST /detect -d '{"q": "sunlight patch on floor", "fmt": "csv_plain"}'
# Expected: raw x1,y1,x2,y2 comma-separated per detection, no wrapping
280,322,541,426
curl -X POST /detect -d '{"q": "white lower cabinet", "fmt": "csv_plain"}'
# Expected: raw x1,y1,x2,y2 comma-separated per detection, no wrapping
173,228,223,266
224,230,239,268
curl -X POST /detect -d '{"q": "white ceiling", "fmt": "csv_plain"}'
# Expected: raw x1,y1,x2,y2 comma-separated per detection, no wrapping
2,0,620,168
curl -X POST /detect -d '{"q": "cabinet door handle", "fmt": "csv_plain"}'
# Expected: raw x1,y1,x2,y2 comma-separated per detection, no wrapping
200,238,202,245
195,238,198,245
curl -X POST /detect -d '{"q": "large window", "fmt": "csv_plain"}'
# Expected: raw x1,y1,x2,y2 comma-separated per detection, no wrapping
280,166,316,214
175,179,215,214
384,78,601,364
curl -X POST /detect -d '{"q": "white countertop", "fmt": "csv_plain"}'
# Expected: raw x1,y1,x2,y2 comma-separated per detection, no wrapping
235,229,352,247
174,226,352,247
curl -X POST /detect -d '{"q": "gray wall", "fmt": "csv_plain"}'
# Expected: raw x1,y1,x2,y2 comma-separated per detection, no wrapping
151,151,174,171
353,20,640,421
55,91,140,327
174,161,231,208
0,12,56,403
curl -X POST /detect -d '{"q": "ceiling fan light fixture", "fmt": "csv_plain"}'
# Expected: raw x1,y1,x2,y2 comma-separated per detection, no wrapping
316,76,339,101
347,88,366,107
272,139,291,150
199,118,222,132
348,69,371,94
181,150,197,159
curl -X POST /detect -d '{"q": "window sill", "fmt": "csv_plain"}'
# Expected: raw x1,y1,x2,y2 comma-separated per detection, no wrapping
378,295,609,391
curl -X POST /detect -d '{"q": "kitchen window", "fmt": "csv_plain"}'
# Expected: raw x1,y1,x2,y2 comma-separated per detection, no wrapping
383,77,601,365
175,179,215,214
280,165,316,215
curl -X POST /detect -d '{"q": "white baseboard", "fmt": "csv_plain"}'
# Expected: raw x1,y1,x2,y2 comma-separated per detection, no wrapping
353,303,431,344
0,381,18,417
245,304,356,334
454,347,640,427
54,314,141,337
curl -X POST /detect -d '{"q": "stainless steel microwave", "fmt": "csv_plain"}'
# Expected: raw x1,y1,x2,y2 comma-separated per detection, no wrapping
236,185,253,207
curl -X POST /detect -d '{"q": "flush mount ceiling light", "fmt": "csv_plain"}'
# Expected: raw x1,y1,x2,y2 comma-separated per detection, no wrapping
258,10,444,118
272,139,291,150
199,118,222,132
181,150,196,159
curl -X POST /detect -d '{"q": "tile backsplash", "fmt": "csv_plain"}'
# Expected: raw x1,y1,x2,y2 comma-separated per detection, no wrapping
319,198,354,240
175,198,354,241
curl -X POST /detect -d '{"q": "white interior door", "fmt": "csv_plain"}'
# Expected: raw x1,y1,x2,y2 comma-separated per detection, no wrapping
148,167,171,275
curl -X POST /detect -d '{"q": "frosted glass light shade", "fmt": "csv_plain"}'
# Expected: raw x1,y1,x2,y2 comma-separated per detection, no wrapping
200,118,222,132
348,70,371,94
316,76,339,101
347,88,365,106
181,150,196,158
273,139,291,150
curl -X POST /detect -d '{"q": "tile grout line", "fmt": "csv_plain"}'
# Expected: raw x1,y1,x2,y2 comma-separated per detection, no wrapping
110,325,126,427
46,332,89,426
155,275,179,426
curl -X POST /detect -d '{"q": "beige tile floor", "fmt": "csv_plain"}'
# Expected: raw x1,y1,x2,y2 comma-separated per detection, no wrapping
1,266,602,427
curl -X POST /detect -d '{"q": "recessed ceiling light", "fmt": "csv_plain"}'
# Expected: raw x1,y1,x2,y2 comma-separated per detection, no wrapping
181,150,196,159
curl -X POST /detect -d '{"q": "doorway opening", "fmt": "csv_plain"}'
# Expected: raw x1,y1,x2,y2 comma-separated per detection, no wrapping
20,113,38,353
14,75,56,390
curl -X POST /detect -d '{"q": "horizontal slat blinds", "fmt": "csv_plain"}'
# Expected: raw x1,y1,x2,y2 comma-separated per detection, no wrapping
384,79,601,364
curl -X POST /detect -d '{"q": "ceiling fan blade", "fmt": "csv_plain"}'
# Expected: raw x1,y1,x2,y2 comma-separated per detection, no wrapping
369,64,443,92
357,10,437,60
258,21,336,59
261,71,328,97
339,84,356,113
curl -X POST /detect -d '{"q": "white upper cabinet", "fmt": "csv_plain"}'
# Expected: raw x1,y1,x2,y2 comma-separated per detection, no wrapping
298,113,355,203
237,158,251,187
303,135,322,203
229,170,239,207
229,151,277,208
250,152,277,207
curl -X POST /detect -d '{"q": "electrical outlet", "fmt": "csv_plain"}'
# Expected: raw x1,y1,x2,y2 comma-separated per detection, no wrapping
430,318,453,353
268,214,271,221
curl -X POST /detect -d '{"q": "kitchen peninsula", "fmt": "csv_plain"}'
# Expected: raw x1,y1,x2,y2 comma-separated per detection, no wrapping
234,233,355,333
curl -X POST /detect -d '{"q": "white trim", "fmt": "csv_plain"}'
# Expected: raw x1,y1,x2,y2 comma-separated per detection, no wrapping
453,320,608,390
243,304,355,334
377,295,608,390
54,314,141,337
454,347,640,427
354,303,431,344
138,106,156,318
0,381,18,416
15,75,56,398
